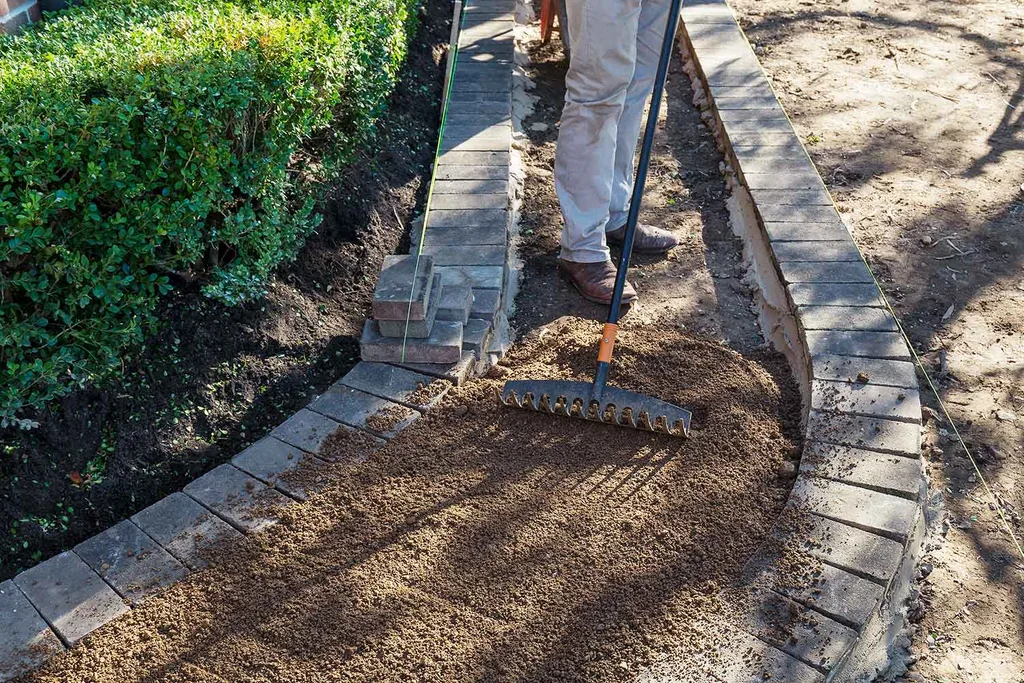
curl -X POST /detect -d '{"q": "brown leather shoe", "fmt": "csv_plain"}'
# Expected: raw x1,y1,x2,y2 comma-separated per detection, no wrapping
606,222,679,254
557,259,638,306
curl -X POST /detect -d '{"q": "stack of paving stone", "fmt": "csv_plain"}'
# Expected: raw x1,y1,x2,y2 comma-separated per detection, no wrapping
360,254,501,367
361,0,515,375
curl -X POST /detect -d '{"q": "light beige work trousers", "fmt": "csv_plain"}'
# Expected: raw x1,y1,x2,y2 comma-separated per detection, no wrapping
555,0,672,263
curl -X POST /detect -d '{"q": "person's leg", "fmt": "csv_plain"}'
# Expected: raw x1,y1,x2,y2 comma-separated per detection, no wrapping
555,0,642,264
607,0,672,233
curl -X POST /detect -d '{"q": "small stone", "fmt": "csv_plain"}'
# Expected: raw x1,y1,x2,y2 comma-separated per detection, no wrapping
985,444,1006,460
486,364,510,379
856,372,870,384
995,409,1016,422
454,405,470,417
777,461,798,479
908,603,925,623
921,235,933,246
921,405,940,423
529,122,548,132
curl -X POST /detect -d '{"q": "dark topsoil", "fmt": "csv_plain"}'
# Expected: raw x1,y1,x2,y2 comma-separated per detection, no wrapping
22,318,802,683
0,0,452,580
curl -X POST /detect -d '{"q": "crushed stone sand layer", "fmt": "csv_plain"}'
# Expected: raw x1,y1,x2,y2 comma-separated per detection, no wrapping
21,317,801,683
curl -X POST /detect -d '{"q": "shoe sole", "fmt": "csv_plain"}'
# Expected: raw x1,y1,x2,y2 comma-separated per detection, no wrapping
557,266,638,307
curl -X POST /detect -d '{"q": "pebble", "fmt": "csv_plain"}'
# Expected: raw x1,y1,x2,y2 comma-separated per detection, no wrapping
995,409,1016,422
529,122,549,132
921,235,934,246
486,364,510,379
777,461,798,480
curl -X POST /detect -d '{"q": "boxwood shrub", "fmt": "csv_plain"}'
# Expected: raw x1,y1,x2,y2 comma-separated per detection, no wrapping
0,0,420,425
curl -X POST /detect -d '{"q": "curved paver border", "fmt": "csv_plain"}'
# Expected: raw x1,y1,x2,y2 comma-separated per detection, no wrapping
0,0,521,679
678,0,925,680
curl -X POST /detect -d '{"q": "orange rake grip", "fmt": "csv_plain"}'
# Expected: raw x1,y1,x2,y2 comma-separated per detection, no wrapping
597,323,618,364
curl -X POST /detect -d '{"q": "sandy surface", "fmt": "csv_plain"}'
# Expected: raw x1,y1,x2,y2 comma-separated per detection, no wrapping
727,0,1024,680
22,319,799,683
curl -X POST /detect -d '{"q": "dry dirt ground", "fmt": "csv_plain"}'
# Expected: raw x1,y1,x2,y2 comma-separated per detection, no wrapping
15,11,810,683
21,321,800,683
513,11,764,351
728,0,1024,680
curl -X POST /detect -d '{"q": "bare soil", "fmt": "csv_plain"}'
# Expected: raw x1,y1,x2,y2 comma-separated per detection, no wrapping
727,0,1024,679
514,9,764,352
0,0,451,580
21,317,800,683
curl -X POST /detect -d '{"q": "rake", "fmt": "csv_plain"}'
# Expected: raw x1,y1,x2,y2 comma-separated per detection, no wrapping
500,0,691,437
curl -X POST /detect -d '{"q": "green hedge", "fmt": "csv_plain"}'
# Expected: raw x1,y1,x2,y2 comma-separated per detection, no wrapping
0,0,420,425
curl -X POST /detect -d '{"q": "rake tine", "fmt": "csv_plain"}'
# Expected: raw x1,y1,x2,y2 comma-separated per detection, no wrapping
500,380,691,437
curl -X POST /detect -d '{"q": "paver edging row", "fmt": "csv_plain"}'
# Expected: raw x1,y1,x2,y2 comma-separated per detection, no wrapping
678,1,925,681
0,0,523,679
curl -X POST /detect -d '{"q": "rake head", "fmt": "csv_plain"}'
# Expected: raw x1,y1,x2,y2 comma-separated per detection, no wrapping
500,380,691,437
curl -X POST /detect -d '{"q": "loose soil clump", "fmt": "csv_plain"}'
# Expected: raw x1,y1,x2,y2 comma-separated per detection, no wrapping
364,405,414,435
407,379,450,408
22,317,799,683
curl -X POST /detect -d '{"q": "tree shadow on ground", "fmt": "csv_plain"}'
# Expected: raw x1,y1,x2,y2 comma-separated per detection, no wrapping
27,329,793,683
733,0,1024,653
